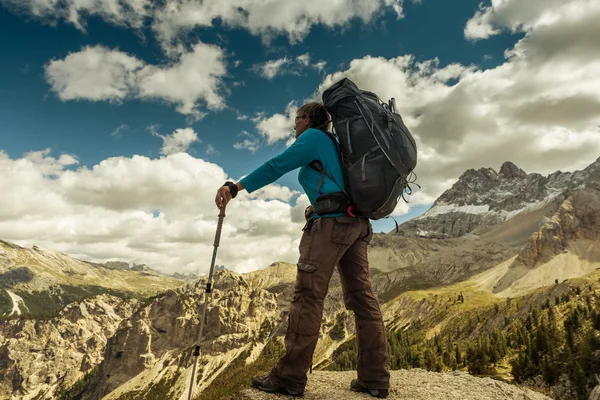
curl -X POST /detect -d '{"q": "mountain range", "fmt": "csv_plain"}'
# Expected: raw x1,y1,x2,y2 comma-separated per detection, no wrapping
1,156,599,400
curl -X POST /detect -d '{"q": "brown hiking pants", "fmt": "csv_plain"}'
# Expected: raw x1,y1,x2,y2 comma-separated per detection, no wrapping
268,215,390,392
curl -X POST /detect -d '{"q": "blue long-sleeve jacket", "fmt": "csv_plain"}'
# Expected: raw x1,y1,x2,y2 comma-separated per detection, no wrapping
239,128,346,218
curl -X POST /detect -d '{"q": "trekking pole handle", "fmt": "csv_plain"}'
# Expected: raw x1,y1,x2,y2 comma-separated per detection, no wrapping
213,208,225,248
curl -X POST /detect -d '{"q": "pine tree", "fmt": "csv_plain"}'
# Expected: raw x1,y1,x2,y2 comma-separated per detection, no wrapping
454,345,462,368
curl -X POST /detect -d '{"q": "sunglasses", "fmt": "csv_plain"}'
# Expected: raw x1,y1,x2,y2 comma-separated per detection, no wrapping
295,115,308,121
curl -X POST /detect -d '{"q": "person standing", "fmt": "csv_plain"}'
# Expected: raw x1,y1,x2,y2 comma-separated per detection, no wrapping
215,102,390,398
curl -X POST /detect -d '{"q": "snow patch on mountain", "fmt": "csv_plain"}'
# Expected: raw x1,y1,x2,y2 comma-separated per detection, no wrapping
417,204,491,219
5,290,28,316
417,193,561,222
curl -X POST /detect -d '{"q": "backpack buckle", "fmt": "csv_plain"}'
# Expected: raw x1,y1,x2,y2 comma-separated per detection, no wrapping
347,205,356,217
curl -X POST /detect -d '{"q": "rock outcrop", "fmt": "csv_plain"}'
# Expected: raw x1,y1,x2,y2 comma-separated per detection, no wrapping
237,370,551,400
515,188,600,268
0,295,137,400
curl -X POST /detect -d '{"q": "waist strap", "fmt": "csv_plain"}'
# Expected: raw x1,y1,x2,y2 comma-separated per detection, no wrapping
313,192,353,216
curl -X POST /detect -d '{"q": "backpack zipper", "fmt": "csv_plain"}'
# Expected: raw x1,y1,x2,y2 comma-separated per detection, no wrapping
362,154,367,181
347,118,353,155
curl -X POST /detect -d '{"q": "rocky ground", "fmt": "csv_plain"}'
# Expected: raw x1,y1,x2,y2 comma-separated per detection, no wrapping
237,370,551,400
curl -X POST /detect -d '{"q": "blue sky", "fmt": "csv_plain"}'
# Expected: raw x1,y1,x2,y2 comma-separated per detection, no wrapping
1,0,599,274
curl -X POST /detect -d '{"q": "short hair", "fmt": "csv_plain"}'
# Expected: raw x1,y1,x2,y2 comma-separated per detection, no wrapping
297,102,331,132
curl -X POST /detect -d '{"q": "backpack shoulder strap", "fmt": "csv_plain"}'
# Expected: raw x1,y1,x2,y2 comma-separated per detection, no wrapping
309,130,350,199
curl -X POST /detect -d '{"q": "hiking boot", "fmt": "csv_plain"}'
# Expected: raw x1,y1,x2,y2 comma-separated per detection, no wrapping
251,375,304,397
350,379,389,398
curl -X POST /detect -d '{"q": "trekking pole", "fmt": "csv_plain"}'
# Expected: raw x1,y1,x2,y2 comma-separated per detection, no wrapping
187,206,226,400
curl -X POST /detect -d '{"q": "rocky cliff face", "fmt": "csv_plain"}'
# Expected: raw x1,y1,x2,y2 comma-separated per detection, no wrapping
0,295,137,400
0,240,185,400
400,158,600,239
83,263,351,400
490,186,600,295
515,188,600,268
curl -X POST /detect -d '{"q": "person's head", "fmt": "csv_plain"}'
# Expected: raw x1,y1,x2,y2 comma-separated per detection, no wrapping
294,102,331,138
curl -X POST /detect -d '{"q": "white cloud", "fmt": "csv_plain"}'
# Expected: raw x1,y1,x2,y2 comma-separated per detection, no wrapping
3,0,406,53
384,0,405,19
0,149,305,275
151,0,405,51
236,112,250,121
253,57,292,79
314,60,327,72
289,194,311,224
254,101,297,145
464,5,501,40
45,45,143,102
205,144,218,156
136,42,227,117
234,139,260,153
111,124,129,137
44,43,227,119
150,127,200,156
247,184,300,202
1,0,152,31
296,53,310,66
464,0,583,40
253,53,329,79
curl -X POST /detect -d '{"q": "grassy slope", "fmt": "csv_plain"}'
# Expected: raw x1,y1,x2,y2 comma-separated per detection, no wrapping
0,241,185,319
323,267,600,398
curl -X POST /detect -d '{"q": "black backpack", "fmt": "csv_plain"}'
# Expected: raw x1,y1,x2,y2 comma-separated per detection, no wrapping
310,78,418,220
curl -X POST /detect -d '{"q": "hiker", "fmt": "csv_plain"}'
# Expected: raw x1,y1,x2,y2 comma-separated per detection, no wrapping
215,102,390,398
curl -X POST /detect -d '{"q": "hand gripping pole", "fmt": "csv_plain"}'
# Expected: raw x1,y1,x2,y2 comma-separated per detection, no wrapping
187,208,225,400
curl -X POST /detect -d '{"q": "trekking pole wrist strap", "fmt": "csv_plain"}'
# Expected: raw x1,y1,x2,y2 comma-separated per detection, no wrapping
223,181,238,198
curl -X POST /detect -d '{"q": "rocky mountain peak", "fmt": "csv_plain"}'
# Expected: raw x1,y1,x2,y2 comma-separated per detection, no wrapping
458,167,498,183
499,161,528,179
402,157,600,239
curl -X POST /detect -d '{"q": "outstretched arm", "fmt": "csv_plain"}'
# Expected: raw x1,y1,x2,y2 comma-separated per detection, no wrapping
239,130,317,193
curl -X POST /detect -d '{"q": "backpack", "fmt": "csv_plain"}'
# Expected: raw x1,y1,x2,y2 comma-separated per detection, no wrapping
310,78,418,220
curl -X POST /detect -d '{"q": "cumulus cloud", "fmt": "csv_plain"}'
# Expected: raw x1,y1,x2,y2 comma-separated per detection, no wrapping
151,0,405,50
1,0,152,31
45,45,143,102
253,101,297,145
233,130,262,153
0,149,306,275
150,127,200,156
253,57,293,79
3,0,405,53
247,184,301,203
234,139,260,153
296,53,310,67
464,0,589,40
44,43,227,119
